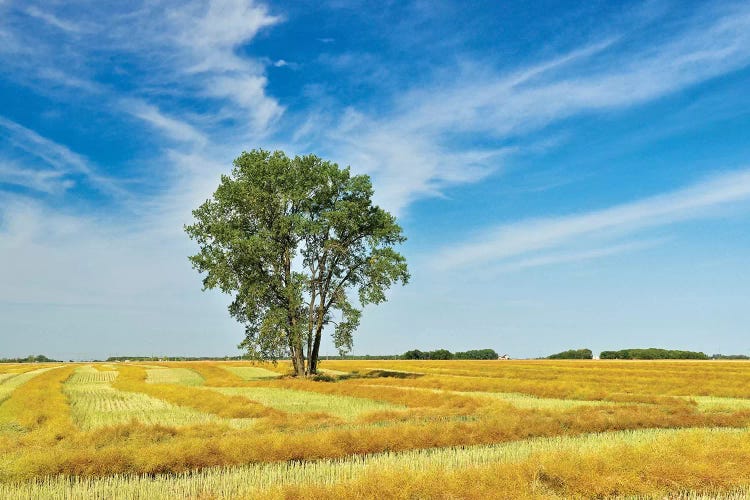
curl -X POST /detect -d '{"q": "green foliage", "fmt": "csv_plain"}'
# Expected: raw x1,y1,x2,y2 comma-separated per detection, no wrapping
0,355,59,363
600,348,709,360
429,349,453,360
106,356,255,362
401,350,426,360
185,150,409,376
711,354,750,360
547,349,593,360
402,349,499,360
454,349,499,360
401,349,452,360
323,355,400,360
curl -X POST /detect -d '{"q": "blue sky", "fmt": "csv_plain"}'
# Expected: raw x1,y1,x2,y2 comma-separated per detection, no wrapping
1,0,750,360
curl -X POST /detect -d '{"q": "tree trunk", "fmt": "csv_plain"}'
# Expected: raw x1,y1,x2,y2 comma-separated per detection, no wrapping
285,247,306,377
309,327,323,374
307,281,329,375
291,345,305,376
289,318,306,377
305,289,316,377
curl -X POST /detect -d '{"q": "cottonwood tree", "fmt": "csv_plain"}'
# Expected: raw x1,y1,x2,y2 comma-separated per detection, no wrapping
186,150,409,376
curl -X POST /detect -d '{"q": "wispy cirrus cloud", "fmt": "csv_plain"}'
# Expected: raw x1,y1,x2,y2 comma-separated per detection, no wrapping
0,162,73,194
7,1,750,216
303,2,750,213
0,116,121,196
396,6,750,140
0,0,283,143
489,239,668,273
163,0,284,132
432,168,750,271
124,101,208,146
24,6,84,33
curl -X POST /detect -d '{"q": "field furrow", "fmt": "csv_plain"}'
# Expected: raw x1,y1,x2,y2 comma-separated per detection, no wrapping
208,386,403,420
221,366,283,380
145,368,205,386
63,366,223,430
0,367,61,405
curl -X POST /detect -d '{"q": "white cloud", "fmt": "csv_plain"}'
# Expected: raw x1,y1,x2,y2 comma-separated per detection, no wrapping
125,101,208,146
25,6,84,33
0,1,284,141
490,239,666,273
171,0,281,73
0,116,122,196
164,0,284,132
0,162,73,194
432,168,750,271
397,7,750,139
0,195,179,306
204,74,283,133
0,191,243,360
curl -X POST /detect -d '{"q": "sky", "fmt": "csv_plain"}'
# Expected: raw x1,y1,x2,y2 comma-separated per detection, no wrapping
1,0,750,360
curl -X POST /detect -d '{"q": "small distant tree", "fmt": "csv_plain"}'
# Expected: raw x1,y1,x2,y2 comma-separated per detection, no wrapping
402,349,425,360
427,349,453,360
547,348,593,360
454,349,499,360
186,150,409,377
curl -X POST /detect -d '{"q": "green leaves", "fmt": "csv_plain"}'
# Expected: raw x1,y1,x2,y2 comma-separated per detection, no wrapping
185,149,408,375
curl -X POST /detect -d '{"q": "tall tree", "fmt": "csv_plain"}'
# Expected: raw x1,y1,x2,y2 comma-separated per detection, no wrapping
185,150,409,376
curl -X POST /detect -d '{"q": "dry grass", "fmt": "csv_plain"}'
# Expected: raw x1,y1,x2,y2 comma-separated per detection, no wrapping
2,359,750,496
290,426,750,499
359,384,618,411
1,427,749,499
328,359,750,400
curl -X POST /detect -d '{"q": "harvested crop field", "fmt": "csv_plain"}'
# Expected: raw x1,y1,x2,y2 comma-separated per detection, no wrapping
1,360,750,498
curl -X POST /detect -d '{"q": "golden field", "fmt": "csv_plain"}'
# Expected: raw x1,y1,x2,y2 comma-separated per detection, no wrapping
1,359,750,498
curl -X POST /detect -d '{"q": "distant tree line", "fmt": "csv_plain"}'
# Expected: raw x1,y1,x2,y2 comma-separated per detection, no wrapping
57,350,750,363
323,355,400,360
599,348,709,360
401,349,499,360
547,349,593,359
0,355,59,363
106,356,255,362
545,348,750,360
107,354,405,362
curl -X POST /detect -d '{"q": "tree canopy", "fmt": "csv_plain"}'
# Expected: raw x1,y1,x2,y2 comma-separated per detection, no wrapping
185,150,409,376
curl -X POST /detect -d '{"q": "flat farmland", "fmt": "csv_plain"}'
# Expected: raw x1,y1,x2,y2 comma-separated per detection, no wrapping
1,360,750,498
